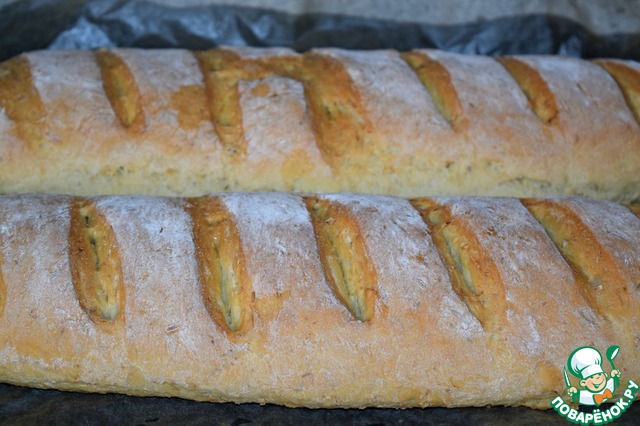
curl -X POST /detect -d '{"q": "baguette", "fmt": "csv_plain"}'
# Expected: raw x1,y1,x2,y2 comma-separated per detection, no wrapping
0,47,639,201
0,193,637,408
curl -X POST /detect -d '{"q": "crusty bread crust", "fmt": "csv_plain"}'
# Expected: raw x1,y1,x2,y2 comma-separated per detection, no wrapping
0,193,637,408
0,48,638,201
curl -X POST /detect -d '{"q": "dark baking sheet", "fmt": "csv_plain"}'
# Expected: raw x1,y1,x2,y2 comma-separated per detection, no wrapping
1,0,640,61
2,383,639,425
1,0,639,423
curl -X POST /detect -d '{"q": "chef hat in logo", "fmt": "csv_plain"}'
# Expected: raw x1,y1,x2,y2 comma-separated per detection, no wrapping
569,346,604,380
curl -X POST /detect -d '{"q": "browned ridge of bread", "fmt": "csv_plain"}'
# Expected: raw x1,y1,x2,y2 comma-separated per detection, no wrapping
0,48,639,201
0,193,638,409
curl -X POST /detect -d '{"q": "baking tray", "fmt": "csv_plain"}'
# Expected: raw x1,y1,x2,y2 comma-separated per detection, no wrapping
1,0,639,423
1,0,640,60
3,383,639,425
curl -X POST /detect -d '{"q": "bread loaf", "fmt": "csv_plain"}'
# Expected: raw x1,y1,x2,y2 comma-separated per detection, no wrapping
0,47,639,201
0,193,637,408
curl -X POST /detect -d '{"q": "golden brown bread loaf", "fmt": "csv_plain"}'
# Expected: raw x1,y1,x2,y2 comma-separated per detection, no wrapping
0,47,639,201
0,193,637,408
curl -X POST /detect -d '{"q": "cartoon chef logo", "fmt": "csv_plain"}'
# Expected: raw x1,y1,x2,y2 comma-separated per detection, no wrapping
552,345,638,425
565,346,621,406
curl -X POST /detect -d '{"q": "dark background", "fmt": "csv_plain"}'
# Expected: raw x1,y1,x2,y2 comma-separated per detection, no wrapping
2,382,639,425
1,0,640,61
